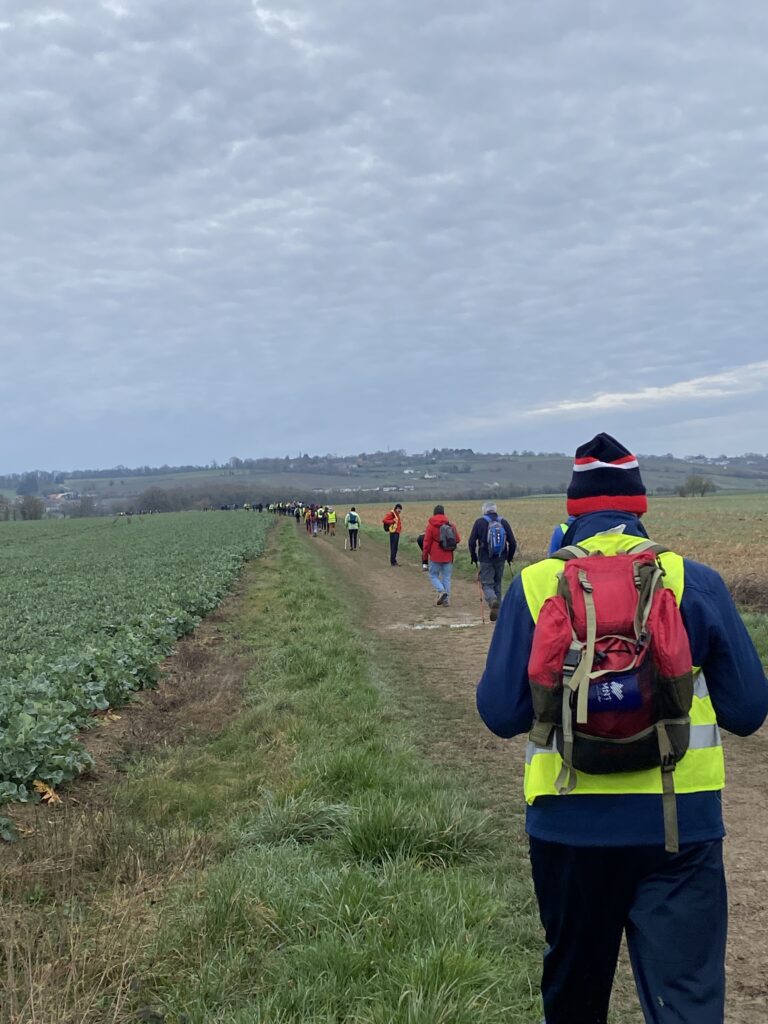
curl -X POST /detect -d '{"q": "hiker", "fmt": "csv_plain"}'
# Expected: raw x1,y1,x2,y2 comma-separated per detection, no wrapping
345,507,361,550
327,506,337,536
382,503,403,565
468,501,517,621
421,504,461,606
476,433,768,1024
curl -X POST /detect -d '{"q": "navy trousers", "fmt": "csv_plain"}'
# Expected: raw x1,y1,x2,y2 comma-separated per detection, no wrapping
389,531,400,564
529,837,727,1024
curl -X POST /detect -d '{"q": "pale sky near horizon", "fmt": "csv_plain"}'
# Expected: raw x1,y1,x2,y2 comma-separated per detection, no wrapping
2,1,768,473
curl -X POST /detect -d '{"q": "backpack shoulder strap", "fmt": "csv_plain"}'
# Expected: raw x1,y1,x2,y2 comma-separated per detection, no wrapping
629,539,668,556
550,544,589,561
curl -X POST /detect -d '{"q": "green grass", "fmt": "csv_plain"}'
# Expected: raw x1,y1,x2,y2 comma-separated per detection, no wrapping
1,521,542,1024
136,524,541,1022
743,612,768,665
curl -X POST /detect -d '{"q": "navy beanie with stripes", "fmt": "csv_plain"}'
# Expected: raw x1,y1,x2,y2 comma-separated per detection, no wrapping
566,432,647,517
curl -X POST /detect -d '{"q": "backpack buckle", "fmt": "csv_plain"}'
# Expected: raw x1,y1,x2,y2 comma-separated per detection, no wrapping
562,644,582,677
577,570,593,594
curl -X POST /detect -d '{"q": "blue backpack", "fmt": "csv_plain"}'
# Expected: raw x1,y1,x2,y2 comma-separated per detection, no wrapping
484,516,506,558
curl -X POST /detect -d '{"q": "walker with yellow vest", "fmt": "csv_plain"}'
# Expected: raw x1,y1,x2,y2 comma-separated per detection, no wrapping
523,530,724,853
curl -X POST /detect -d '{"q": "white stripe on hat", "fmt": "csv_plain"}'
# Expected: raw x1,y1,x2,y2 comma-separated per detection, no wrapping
572,458,639,473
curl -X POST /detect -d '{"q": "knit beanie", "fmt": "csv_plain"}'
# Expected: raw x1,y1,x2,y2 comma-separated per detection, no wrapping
566,433,647,516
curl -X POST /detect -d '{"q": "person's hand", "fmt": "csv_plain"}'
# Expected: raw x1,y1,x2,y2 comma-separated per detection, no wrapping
422,562,429,571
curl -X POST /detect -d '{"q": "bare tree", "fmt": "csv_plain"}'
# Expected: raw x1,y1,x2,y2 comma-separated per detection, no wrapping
19,494,44,520
677,474,716,497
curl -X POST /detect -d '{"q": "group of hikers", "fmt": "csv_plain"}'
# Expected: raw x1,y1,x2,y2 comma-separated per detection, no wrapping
265,502,361,545
256,496,512,617
364,499,515,618
272,495,517,618
270,431,768,1024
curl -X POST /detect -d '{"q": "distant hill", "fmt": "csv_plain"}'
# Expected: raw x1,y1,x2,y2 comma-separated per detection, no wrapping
2,449,767,514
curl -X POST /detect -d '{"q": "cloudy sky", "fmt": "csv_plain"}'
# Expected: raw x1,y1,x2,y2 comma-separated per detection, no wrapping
2,1,767,473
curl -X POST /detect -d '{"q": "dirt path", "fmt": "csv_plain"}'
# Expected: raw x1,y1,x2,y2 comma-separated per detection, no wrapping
308,525,768,1024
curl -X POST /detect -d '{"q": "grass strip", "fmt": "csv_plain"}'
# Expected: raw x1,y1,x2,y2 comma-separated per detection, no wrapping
133,522,542,1023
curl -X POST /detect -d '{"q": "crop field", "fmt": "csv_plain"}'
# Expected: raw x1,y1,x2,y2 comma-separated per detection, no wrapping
358,493,768,608
0,512,269,809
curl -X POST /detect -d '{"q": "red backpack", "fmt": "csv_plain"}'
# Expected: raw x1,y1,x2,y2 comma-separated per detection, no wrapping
527,541,694,852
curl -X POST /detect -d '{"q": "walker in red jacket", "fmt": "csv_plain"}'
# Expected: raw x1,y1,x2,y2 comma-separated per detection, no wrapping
421,505,461,606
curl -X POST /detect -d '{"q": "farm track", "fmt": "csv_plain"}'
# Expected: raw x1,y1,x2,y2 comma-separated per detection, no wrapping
307,524,768,1024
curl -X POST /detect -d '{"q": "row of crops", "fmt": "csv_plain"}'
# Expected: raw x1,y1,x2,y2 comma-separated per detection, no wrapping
0,512,270,807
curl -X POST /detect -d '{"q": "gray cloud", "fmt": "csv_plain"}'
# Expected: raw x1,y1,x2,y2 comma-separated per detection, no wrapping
1,1,767,470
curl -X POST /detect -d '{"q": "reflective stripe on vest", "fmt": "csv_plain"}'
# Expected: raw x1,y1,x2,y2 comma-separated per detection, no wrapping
522,533,725,804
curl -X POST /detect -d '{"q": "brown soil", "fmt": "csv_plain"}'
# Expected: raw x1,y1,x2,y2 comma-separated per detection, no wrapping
309,526,768,1024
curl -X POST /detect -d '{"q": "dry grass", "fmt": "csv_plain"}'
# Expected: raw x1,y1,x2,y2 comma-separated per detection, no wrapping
1,804,212,1024
359,494,768,609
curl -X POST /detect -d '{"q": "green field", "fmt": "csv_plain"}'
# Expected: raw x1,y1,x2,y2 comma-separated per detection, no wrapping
0,513,269,805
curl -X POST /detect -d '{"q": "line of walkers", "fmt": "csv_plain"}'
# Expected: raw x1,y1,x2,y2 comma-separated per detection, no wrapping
382,501,515,612
287,496,518,616
266,445,768,1024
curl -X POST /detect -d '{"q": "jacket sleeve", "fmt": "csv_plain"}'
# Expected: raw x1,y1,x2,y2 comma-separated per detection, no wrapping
680,561,768,737
502,518,517,561
476,574,536,738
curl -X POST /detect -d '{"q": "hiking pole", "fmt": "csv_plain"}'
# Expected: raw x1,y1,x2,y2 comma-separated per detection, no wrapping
475,573,486,624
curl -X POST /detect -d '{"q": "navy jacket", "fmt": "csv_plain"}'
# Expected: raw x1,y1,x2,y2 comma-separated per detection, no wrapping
468,514,517,563
476,511,768,846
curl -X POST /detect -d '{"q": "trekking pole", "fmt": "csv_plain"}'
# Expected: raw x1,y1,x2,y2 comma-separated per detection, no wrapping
475,574,486,624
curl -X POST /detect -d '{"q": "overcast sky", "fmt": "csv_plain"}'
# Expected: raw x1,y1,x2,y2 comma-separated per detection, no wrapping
2,1,767,473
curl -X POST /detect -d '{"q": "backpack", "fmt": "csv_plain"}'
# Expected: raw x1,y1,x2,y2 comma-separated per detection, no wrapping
348,512,358,525
484,516,506,558
527,541,694,853
438,522,458,551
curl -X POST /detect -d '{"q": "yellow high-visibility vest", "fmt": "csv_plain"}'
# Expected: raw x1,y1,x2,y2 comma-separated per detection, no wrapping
522,532,725,804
